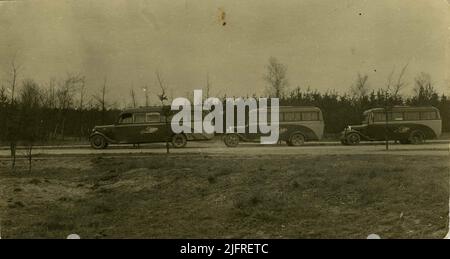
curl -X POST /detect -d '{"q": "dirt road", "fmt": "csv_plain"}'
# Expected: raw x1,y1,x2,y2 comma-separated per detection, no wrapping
0,141,449,158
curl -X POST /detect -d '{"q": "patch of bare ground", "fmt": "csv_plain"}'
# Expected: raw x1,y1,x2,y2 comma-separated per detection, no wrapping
0,154,448,239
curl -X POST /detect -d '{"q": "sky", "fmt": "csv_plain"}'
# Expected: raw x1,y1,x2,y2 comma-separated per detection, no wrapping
0,0,449,107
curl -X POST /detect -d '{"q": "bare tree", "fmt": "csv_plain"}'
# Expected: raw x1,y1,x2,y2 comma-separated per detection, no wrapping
156,71,168,105
205,72,212,98
384,64,409,99
264,57,288,98
143,85,150,107
38,79,57,140
393,64,409,97
40,78,57,109
5,57,22,170
0,86,8,150
0,86,7,104
155,71,170,154
382,64,408,150
413,72,437,103
93,77,109,123
78,77,86,110
350,73,369,98
78,76,86,139
8,58,22,103
130,86,137,108
19,79,43,172
128,85,139,148
55,74,82,140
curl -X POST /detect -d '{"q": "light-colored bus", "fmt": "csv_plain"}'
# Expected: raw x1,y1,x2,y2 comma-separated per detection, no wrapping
223,106,325,147
341,106,442,145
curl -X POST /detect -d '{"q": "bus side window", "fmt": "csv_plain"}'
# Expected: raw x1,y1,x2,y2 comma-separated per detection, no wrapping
420,111,437,120
369,113,374,124
119,113,133,124
284,112,295,121
134,113,146,123
374,113,385,122
302,112,318,121
389,112,403,121
404,112,420,121
146,112,161,123
294,112,302,121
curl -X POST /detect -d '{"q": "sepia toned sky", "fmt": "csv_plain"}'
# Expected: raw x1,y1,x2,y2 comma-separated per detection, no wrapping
0,0,449,107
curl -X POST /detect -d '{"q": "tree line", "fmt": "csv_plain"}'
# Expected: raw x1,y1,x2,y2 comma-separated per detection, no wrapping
0,73,120,171
1,70,448,142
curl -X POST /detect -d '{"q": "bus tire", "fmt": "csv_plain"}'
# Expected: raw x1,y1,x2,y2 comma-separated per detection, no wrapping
224,134,240,147
409,130,425,144
288,133,305,146
172,134,187,148
90,134,108,149
346,133,361,145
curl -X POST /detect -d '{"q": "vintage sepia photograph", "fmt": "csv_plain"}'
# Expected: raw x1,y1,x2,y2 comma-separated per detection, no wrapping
0,0,449,244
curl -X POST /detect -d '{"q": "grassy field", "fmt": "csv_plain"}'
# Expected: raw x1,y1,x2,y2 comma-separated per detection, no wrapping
0,153,449,239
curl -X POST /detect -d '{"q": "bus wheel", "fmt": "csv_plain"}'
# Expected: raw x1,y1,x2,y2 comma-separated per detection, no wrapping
90,135,108,149
224,134,240,147
409,130,425,144
172,134,187,148
346,133,360,145
289,133,305,146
